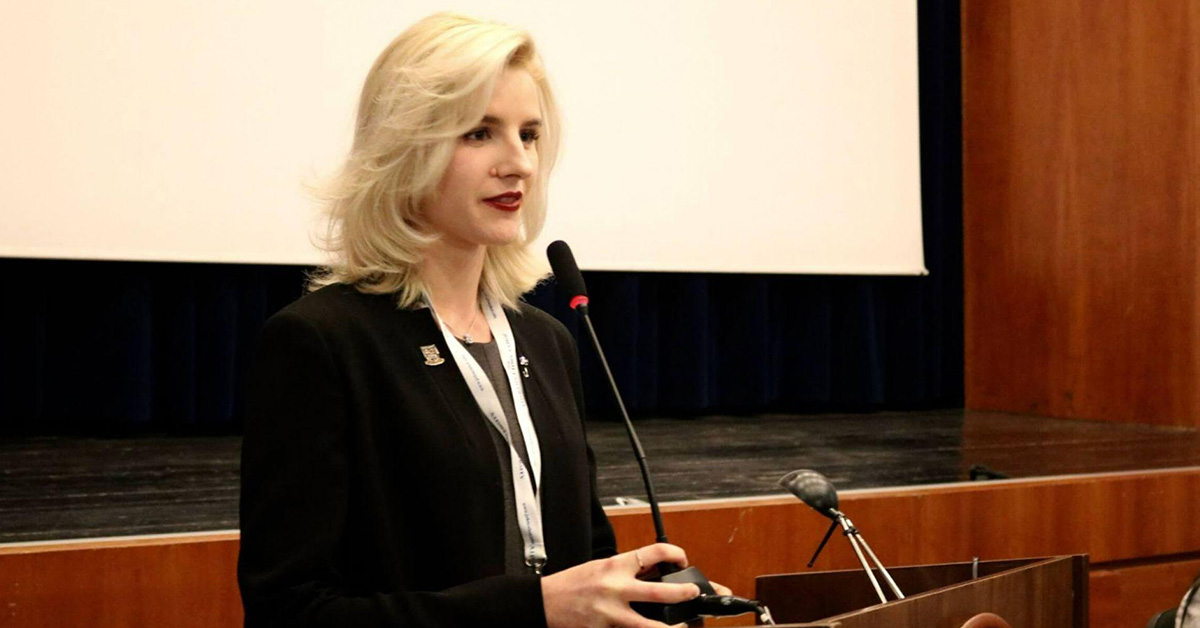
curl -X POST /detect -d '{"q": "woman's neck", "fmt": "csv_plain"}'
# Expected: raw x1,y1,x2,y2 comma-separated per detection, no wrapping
421,241,492,342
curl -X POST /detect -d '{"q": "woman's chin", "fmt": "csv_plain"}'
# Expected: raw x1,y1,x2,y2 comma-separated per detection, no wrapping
481,227,524,248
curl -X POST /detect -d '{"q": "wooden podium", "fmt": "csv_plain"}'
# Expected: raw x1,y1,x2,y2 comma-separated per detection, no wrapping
755,555,1088,627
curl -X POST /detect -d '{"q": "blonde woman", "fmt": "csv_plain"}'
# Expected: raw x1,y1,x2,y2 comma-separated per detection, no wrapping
237,13,718,628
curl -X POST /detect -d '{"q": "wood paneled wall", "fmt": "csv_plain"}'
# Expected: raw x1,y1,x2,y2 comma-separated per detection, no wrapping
3,469,1198,628
0,533,243,627
1091,556,1200,628
607,469,1200,615
962,0,1200,426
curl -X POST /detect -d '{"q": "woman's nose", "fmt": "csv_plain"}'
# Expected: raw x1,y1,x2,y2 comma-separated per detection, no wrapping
494,134,534,179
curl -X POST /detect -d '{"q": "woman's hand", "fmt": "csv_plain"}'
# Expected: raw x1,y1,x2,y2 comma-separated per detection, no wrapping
541,543,701,628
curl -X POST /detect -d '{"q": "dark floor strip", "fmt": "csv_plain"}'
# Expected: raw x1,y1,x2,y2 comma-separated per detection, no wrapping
1,410,1197,543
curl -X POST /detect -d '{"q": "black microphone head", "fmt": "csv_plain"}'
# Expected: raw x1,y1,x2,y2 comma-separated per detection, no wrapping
547,240,589,309
779,469,839,518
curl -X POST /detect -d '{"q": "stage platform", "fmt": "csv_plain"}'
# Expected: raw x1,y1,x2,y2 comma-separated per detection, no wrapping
2,410,1199,627
1,409,1199,543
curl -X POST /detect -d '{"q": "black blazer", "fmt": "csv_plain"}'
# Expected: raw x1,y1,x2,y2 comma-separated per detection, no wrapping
238,284,617,627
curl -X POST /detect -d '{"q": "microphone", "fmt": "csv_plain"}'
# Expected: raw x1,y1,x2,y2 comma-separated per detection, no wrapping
548,241,771,625
546,240,666,543
546,240,590,313
779,470,905,604
779,469,839,518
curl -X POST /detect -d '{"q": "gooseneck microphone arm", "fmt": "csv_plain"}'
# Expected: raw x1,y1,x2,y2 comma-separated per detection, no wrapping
575,303,668,544
548,240,775,625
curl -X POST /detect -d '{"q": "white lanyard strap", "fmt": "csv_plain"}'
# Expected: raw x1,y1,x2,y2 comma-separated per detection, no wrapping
425,293,546,574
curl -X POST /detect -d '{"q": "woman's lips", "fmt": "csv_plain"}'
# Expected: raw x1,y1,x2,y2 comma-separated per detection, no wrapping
483,192,522,212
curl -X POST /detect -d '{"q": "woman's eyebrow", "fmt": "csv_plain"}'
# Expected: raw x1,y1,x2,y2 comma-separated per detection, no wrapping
480,115,542,127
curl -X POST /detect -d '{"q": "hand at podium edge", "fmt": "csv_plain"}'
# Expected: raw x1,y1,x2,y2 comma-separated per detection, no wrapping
541,543,700,628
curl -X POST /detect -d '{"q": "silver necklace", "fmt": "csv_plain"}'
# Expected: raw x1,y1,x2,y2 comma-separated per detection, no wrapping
444,305,481,345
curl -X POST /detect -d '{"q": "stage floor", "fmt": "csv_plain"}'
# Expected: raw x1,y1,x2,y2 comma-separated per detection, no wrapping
2,410,1198,543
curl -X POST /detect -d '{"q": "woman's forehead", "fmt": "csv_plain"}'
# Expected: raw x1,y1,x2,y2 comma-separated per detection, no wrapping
482,69,541,124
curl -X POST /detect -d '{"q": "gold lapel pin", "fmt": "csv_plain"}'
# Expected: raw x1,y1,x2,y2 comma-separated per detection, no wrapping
421,344,445,366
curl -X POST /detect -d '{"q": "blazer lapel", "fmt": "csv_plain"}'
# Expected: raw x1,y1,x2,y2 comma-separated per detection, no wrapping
403,308,498,462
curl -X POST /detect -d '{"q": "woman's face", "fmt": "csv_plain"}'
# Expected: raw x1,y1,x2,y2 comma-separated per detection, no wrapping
424,68,541,251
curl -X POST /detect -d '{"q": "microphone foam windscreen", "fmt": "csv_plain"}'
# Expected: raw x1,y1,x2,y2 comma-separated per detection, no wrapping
547,240,589,300
779,470,839,516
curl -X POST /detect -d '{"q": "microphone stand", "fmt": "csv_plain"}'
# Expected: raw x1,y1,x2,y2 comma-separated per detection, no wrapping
548,239,775,625
806,520,838,568
575,302,775,625
577,305,668,543
829,509,904,604
782,467,903,607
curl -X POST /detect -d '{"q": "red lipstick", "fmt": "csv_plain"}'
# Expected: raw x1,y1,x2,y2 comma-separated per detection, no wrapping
483,191,522,212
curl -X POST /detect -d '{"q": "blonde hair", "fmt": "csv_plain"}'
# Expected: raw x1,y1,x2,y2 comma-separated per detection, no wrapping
308,12,560,309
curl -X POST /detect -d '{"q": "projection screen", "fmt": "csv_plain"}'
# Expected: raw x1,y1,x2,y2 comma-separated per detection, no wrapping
0,1,925,275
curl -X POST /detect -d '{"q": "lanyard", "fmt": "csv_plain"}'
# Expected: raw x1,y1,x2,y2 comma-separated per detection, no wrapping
424,293,546,575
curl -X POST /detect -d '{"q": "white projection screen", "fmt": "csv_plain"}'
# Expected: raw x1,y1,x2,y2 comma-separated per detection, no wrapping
0,1,925,275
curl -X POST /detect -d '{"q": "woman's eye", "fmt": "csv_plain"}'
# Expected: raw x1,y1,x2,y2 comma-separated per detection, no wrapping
463,127,537,144
463,128,490,142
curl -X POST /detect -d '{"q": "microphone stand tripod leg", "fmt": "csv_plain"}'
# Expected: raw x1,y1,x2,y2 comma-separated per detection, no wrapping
807,520,839,568
837,515,887,604
853,532,904,599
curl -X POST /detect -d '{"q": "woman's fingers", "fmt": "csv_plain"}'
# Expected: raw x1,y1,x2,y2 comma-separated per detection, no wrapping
628,543,689,573
709,580,733,597
623,580,701,604
544,549,710,628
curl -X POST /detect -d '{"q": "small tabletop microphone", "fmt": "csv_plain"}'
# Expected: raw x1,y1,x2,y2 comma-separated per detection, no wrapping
779,469,839,518
780,469,905,604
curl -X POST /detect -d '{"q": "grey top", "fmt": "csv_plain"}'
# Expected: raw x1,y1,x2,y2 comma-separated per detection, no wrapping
461,338,536,575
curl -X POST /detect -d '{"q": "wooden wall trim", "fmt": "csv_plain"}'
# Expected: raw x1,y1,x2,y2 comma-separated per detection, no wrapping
0,530,239,555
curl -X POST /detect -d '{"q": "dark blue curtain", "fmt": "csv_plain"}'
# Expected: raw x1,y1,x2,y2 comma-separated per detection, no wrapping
0,0,961,435
530,269,960,417
0,262,305,433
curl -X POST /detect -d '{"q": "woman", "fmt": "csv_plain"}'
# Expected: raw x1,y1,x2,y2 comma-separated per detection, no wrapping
238,12,715,628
